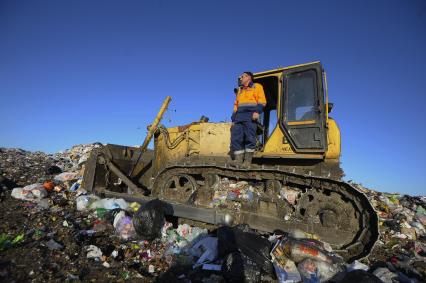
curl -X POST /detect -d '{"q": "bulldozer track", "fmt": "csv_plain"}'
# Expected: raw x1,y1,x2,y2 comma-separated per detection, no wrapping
151,161,379,262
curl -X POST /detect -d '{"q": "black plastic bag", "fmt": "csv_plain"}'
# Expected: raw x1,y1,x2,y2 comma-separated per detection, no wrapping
132,199,173,241
340,270,383,283
217,225,273,275
217,226,238,257
222,252,261,283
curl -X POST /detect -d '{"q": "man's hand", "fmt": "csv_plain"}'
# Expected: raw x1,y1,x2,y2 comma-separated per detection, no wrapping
252,112,260,121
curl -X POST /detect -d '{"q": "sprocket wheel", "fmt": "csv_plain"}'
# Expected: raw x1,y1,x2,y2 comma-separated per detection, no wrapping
160,173,197,203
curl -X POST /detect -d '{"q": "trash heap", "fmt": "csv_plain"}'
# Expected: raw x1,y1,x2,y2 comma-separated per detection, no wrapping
0,144,425,282
0,143,102,190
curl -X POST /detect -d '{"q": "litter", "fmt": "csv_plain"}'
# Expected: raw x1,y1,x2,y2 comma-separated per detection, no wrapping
45,239,63,250
86,245,103,259
133,199,172,241
202,263,222,271
298,258,319,283
75,195,100,211
280,187,299,205
372,267,398,283
115,216,136,240
222,252,261,283
54,172,78,182
217,225,273,274
346,260,369,272
89,198,129,210
11,184,47,201
190,236,218,267
271,237,337,264
273,260,302,283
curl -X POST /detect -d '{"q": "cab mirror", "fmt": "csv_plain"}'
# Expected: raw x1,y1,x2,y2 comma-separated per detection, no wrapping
328,103,334,113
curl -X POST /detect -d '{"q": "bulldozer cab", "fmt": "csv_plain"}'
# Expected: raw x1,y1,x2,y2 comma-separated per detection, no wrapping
254,61,328,154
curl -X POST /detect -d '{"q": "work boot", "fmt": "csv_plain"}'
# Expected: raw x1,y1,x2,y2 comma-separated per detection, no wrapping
243,151,254,166
230,153,244,166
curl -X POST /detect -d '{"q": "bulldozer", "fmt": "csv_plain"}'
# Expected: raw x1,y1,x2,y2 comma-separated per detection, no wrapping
82,61,378,262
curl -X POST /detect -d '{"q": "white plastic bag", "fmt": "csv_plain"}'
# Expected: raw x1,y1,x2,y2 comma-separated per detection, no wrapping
11,183,47,201
76,195,100,211
89,198,129,210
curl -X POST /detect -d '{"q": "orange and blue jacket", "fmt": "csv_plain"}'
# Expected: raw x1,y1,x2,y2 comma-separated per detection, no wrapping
231,82,266,122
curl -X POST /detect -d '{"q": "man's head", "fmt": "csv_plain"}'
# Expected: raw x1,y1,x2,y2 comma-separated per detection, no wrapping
240,71,253,87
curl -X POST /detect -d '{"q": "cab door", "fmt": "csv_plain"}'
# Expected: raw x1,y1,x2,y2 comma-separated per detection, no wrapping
280,63,327,153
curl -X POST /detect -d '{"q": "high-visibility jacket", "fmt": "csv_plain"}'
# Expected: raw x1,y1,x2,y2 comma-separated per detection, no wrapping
231,82,266,122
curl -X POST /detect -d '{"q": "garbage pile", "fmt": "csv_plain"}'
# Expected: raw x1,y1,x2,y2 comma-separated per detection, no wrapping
0,144,425,282
352,183,426,282
0,143,101,190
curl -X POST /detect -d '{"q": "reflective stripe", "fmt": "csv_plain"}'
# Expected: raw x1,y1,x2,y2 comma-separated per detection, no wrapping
245,148,255,152
238,102,258,107
234,150,245,155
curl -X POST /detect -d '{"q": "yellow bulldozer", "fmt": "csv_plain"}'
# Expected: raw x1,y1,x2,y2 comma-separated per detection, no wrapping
82,61,378,262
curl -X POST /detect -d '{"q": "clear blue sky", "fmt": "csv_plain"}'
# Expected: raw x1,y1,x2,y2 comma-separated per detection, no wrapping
0,0,425,195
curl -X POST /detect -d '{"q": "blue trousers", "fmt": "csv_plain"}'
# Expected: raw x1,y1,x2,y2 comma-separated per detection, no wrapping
230,121,257,154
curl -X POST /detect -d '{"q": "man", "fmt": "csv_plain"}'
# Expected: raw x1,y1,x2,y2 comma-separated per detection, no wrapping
230,71,266,166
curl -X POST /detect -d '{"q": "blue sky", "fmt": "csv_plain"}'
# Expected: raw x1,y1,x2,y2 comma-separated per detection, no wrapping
0,0,425,195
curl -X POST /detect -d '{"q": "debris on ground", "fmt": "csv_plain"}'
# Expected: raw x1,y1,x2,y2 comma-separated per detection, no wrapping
0,144,425,282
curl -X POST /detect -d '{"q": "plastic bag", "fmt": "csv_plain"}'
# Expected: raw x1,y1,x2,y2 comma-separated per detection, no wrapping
298,258,342,282
298,259,320,283
115,216,136,240
89,198,129,210
133,199,173,241
176,224,207,244
217,225,273,275
222,252,261,283
76,195,100,211
109,210,126,228
86,245,103,259
11,184,47,201
271,238,336,264
54,172,78,182
372,267,398,283
190,236,218,267
218,226,237,257
340,270,383,283
280,187,299,205
273,261,301,283
347,260,369,272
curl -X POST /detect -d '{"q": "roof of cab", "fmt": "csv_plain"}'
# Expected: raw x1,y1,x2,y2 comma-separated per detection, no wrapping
253,61,321,77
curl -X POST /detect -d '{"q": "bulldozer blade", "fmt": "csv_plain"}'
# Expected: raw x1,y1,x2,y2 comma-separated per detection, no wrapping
81,144,154,194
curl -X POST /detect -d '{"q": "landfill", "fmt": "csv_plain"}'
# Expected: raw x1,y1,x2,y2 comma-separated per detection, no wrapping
0,144,425,282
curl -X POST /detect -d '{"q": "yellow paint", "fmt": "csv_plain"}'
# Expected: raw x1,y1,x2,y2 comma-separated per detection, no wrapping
261,125,324,158
287,120,316,126
325,118,341,159
153,122,232,171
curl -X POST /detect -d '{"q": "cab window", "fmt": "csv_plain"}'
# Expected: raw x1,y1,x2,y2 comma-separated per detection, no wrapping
285,70,317,122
